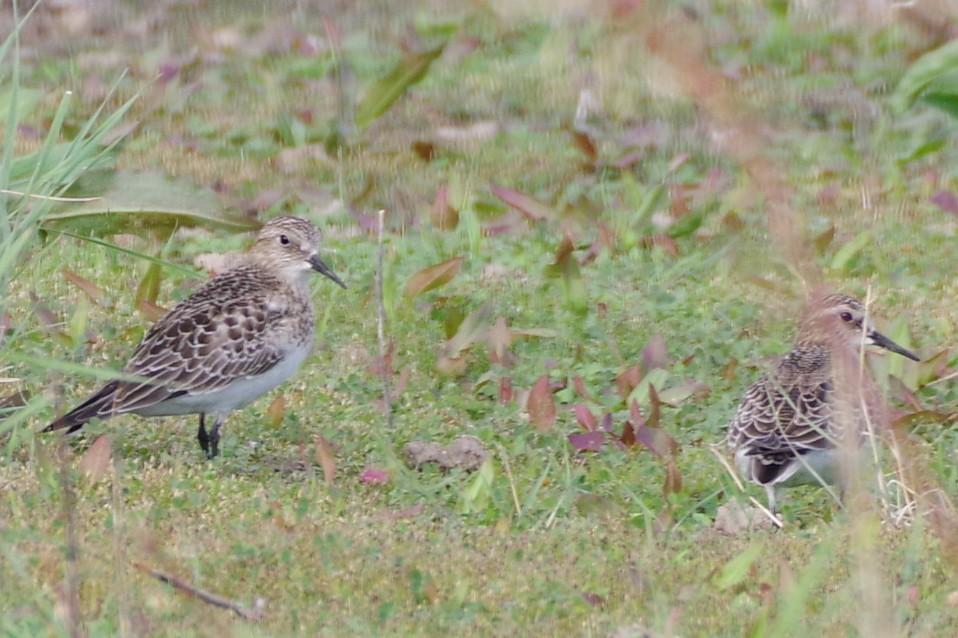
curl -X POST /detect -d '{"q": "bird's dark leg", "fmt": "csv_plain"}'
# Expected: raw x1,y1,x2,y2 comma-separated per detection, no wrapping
197,414,210,457
208,416,223,459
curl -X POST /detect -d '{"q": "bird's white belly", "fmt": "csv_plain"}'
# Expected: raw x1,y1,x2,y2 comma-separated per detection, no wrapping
776,448,841,487
132,345,311,418
736,447,842,488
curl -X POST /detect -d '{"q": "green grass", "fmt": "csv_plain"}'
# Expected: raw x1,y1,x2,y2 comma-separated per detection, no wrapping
2,1,958,635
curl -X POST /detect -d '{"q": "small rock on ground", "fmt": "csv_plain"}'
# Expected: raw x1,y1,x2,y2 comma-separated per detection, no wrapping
714,500,780,535
404,435,489,471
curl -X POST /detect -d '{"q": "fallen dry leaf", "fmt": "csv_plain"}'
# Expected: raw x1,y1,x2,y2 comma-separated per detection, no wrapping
527,374,556,431
79,435,112,483
405,256,464,300
266,395,285,430
314,435,337,484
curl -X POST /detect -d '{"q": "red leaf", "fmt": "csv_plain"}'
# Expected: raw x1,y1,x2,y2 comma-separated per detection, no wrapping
581,591,605,607
568,431,605,453
931,190,958,215
498,377,514,404
600,412,614,432
491,185,556,222
527,374,556,431
572,375,599,403
360,468,390,484
572,403,597,431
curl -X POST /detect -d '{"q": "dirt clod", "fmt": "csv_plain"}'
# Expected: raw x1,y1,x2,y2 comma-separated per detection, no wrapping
404,435,489,471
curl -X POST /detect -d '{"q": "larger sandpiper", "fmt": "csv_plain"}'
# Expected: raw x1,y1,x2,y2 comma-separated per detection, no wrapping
727,293,919,514
44,215,346,459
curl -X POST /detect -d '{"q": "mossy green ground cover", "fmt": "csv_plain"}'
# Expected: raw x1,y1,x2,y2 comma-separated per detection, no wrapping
2,1,958,635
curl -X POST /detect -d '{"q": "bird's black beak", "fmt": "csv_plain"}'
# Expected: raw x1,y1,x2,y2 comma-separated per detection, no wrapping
308,254,347,289
868,329,920,362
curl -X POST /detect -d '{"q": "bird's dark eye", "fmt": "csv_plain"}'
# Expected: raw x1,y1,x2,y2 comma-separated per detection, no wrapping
279,234,290,245
840,311,853,322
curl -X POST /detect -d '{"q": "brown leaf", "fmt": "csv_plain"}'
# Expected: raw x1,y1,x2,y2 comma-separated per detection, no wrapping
570,129,598,163
136,300,168,323
641,333,669,370
621,420,636,447
647,386,661,428
640,234,679,256
0,389,29,410
616,366,641,400
491,185,556,222
412,140,437,161
266,395,285,430
430,185,459,231
63,269,106,305
79,435,112,483
487,317,512,365
663,458,683,496
918,349,951,386
527,374,556,431
405,256,464,300
30,293,60,330
722,357,739,381
813,226,836,253
552,234,575,265
314,435,337,484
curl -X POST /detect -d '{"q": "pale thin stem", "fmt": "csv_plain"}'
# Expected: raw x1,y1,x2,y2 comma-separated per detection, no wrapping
376,210,393,430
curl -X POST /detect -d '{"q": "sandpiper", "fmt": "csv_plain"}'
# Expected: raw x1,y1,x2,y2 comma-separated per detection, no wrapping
727,293,919,513
44,216,346,459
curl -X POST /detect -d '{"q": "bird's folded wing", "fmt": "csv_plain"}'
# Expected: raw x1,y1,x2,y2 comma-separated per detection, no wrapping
112,286,286,412
732,376,834,455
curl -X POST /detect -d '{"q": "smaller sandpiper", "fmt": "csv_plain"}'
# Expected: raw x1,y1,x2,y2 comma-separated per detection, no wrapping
727,293,919,514
44,216,346,459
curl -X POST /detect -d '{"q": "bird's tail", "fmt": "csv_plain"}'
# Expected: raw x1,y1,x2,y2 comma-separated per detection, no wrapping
43,380,122,434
